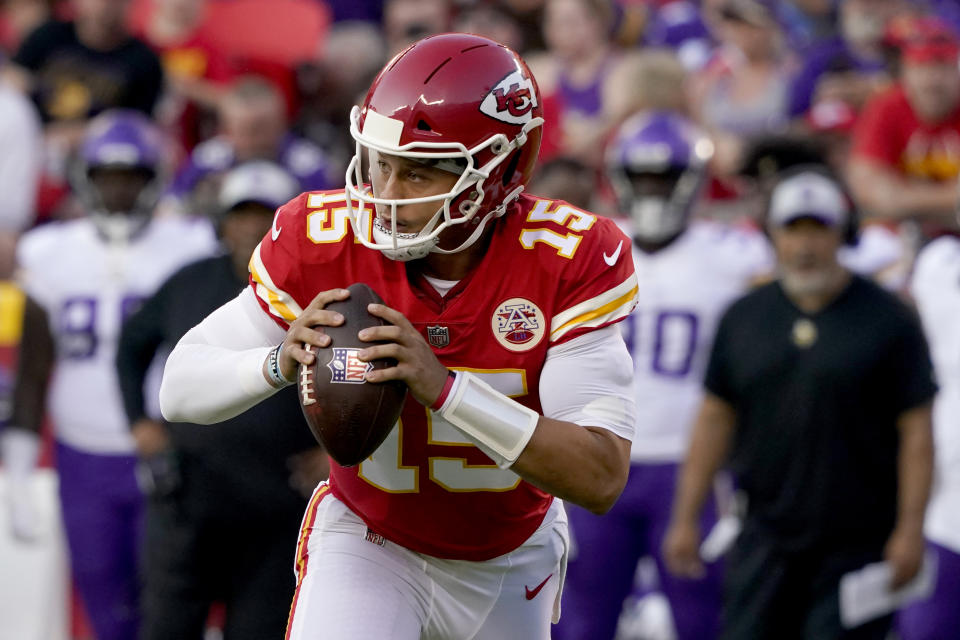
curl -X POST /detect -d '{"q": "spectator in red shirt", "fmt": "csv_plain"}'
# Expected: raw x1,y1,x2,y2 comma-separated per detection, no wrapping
137,0,235,152
848,19,960,224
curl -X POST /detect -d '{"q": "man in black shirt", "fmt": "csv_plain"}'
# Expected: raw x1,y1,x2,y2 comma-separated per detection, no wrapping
2,0,164,219
7,0,163,124
663,166,936,639
116,161,324,640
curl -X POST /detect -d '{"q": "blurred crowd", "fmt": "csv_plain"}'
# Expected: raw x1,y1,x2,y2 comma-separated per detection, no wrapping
1,0,960,278
1,0,960,639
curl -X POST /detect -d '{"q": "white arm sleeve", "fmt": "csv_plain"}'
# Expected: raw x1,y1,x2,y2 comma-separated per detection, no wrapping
539,324,636,442
159,287,288,424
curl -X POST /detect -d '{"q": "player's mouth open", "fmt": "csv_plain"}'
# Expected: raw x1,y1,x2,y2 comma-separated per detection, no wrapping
375,215,419,237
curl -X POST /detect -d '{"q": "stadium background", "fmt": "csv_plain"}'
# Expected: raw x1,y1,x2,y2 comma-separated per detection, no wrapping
0,0,958,638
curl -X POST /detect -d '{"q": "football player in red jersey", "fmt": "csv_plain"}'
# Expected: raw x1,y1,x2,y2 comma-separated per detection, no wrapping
159,33,639,639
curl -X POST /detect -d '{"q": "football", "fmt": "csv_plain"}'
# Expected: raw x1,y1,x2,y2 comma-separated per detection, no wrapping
298,283,407,466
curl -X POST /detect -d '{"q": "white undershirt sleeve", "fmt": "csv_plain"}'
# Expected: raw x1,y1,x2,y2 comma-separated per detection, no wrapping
539,324,636,442
159,287,288,425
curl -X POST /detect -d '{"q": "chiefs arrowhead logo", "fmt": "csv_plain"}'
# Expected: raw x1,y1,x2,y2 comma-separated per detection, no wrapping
494,84,533,117
480,70,539,125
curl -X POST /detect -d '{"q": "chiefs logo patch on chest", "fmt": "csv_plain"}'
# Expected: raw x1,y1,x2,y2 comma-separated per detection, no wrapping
491,298,546,352
480,70,539,126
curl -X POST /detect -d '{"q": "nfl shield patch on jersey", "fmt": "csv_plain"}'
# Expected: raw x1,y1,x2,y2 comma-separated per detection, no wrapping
426,325,450,348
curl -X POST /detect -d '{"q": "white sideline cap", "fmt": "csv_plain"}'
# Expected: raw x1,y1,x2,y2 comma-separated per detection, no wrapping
219,161,300,213
769,171,850,229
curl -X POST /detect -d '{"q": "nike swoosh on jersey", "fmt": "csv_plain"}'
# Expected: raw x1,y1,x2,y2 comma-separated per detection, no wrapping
525,573,553,600
603,241,623,266
271,209,283,241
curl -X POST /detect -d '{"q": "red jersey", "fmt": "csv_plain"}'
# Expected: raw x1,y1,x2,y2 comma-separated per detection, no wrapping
146,31,235,151
250,190,638,560
852,85,960,181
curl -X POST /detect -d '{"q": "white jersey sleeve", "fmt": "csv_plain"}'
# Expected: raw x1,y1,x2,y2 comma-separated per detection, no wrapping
910,236,960,552
15,223,65,309
160,287,286,424
540,324,635,441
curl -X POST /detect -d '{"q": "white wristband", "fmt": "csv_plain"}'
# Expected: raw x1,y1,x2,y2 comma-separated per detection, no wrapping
437,371,539,469
265,343,294,388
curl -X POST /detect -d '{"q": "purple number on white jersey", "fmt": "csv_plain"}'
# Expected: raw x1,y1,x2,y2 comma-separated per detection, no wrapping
652,310,698,378
622,309,700,379
58,294,145,360
60,297,99,359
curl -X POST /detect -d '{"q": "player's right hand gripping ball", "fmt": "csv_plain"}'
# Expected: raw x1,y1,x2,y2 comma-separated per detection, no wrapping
298,283,407,466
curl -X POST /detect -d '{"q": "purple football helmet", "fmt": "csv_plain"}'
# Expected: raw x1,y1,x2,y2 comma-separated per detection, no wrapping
607,110,713,244
73,109,166,242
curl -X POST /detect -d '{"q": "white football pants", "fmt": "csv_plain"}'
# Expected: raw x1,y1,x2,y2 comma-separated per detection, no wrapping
285,483,569,639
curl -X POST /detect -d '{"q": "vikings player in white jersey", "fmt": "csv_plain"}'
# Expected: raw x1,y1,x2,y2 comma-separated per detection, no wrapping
900,231,960,639
0,110,215,640
555,112,772,640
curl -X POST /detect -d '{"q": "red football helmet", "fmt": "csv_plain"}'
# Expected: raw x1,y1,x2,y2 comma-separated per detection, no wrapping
345,33,544,261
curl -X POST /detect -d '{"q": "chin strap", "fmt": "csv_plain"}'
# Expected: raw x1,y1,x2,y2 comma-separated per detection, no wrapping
429,186,526,256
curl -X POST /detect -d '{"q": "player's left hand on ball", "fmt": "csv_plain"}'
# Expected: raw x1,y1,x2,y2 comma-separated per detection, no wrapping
356,302,449,407
277,287,351,380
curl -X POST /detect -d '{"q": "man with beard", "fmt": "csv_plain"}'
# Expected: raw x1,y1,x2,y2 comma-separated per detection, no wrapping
848,17,960,225
663,165,937,640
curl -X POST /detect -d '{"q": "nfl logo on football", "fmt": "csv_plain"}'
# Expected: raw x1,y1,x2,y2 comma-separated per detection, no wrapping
327,348,372,383
427,325,450,348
